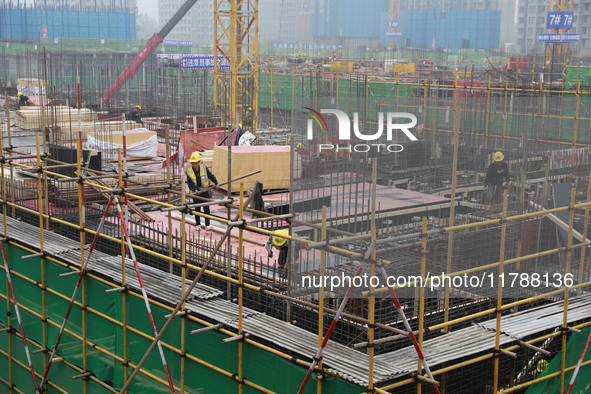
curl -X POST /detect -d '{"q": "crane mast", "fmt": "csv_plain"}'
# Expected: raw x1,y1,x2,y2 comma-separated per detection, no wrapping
214,0,259,130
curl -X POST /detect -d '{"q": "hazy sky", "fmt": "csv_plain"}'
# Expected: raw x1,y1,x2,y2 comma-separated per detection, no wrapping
138,0,159,19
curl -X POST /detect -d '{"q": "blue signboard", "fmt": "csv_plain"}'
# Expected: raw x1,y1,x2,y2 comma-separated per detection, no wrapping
538,33,580,42
546,12,574,29
389,20,399,28
164,40,194,46
181,55,230,70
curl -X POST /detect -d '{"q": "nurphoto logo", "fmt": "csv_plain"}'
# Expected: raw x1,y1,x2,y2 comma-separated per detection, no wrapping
304,107,418,153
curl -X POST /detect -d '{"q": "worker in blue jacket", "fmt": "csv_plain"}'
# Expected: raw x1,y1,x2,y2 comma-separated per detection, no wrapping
126,105,144,126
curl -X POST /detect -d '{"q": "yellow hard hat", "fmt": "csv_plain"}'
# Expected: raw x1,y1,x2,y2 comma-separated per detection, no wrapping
17,92,23,97
535,359,548,373
135,105,141,110
493,151,504,162
272,229,289,247
189,152,202,162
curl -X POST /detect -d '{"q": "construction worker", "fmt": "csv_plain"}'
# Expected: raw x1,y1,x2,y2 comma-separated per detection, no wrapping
17,92,34,108
265,229,301,269
126,105,144,126
484,151,509,204
242,107,253,129
185,152,218,231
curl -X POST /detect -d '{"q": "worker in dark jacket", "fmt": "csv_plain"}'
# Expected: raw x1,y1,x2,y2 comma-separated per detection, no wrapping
242,106,253,129
126,105,144,126
185,152,218,230
17,92,33,108
484,151,509,204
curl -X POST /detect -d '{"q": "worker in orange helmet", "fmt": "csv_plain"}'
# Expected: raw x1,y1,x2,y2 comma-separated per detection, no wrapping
185,152,218,231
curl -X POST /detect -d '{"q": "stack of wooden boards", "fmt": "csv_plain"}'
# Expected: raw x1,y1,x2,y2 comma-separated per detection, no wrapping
15,106,98,130
58,121,143,144
197,150,214,168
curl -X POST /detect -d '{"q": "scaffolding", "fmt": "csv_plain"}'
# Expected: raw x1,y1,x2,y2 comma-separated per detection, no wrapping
0,130,589,393
1,46,591,393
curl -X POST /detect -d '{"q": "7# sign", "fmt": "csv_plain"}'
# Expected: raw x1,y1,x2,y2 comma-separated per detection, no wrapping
304,108,418,153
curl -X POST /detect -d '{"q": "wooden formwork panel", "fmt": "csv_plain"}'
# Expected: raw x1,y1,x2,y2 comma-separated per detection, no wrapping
212,145,300,192
198,150,214,168
47,121,142,144
15,107,98,129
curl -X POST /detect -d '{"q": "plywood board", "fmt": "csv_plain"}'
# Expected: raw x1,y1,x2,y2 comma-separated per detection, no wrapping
60,121,144,143
212,145,300,192
198,150,214,168
17,78,47,86
87,129,156,145
15,107,97,129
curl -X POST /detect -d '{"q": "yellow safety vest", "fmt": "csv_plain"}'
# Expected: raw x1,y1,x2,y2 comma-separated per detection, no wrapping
186,164,211,190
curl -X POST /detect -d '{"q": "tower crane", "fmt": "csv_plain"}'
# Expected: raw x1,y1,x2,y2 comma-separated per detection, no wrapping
214,0,259,130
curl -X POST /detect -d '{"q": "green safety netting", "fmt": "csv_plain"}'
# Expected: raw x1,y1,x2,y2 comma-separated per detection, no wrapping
0,243,364,393
525,326,591,394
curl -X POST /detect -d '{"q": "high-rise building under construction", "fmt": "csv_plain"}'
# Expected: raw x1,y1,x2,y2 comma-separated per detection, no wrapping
0,1,591,393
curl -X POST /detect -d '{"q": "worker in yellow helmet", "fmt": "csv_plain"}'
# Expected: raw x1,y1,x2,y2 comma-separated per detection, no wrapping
126,104,144,126
265,229,301,269
17,92,34,108
185,152,218,231
242,106,253,129
535,359,548,374
484,151,509,204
